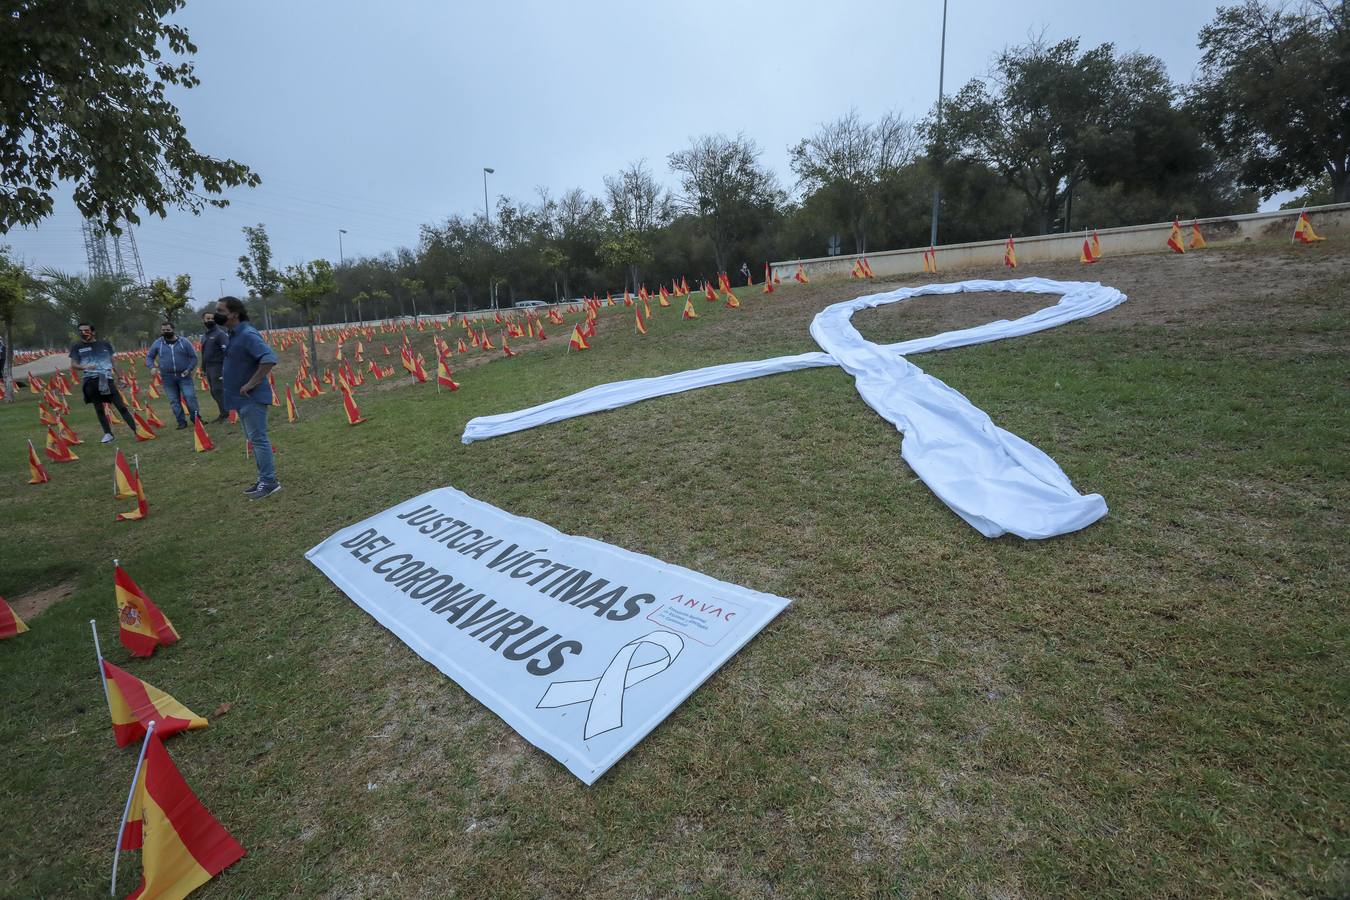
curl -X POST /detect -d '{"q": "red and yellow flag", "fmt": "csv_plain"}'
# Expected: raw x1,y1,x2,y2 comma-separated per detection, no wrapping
145,404,166,429
1079,235,1098,264
923,246,937,274
192,417,214,452
724,289,741,309
0,597,27,639
1189,221,1207,250
1091,230,1102,259
1003,236,1018,269
762,263,775,293
436,356,459,391
794,263,809,284
1294,211,1325,243
1167,218,1186,254
26,439,50,484
341,385,368,425
44,426,78,462
121,732,246,899
635,309,647,335
116,456,149,521
132,414,157,441
115,564,179,657
101,659,207,747
861,257,875,278
114,449,138,499
568,324,590,351
285,386,299,422
58,418,81,445
682,296,698,320
704,281,718,302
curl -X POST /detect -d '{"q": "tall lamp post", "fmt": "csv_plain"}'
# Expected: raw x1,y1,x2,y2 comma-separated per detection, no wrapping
929,0,949,248
338,228,347,266
218,277,225,298
483,166,496,308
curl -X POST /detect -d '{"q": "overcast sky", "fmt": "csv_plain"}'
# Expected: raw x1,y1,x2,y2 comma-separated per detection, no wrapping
7,0,1267,300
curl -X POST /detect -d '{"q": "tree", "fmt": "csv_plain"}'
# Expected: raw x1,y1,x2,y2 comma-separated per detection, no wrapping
603,160,670,289
790,110,919,252
0,0,258,233
940,38,1200,233
148,274,192,326
351,291,369,323
279,260,335,366
371,290,392,321
0,248,28,401
668,134,784,273
597,233,653,292
237,224,281,331
539,247,567,301
38,269,143,338
400,278,425,319
1191,1,1350,203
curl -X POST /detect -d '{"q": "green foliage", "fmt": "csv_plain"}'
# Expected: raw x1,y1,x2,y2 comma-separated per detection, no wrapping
147,273,192,325
280,259,336,363
0,0,258,233
1191,1,1349,203
669,134,785,272
37,269,145,339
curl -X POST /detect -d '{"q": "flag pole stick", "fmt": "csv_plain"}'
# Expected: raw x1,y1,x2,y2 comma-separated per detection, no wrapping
90,619,113,719
111,720,155,896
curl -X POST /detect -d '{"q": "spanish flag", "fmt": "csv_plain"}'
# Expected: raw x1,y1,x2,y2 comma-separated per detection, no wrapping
1079,235,1097,264
1167,218,1186,254
922,247,937,274
132,413,157,441
119,732,246,898
794,263,809,284
26,439,50,484
192,417,214,452
861,257,875,278
145,404,165,429
724,290,741,309
763,263,775,293
1003,236,1018,269
635,309,647,335
116,458,149,522
568,324,590,351
101,659,207,747
851,259,865,278
44,426,78,462
341,385,368,425
411,354,429,382
682,296,698,320
437,356,459,391
1294,211,1325,243
1091,230,1102,259
58,418,81,445
0,597,27,639
1189,221,1207,250
286,386,299,423
704,281,718,302
114,449,138,499
115,564,179,657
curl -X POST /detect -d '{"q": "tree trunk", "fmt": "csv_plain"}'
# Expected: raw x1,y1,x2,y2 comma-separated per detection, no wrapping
3,320,12,403
1334,166,1349,203
307,318,318,373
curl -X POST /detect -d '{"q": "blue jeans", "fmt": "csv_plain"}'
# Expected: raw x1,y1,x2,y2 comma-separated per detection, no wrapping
161,373,200,425
238,400,277,486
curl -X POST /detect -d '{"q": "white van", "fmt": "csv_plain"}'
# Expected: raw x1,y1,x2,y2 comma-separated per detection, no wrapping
513,300,548,309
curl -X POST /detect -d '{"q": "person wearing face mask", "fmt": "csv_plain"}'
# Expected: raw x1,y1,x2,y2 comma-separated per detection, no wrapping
199,310,229,421
216,296,281,500
69,322,137,443
145,320,201,429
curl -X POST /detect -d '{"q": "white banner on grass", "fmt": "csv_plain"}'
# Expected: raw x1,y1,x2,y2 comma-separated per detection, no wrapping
305,486,791,784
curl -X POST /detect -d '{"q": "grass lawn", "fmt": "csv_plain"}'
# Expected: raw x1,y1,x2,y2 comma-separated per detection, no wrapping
1,240,1347,898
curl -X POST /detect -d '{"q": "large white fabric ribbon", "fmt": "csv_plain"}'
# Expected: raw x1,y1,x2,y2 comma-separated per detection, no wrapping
536,631,685,740
464,278,1127,540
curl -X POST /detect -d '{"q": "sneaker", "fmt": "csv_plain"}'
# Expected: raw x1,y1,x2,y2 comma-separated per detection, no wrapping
101,433,115,444
248,482,281,501
242,481,262,495
213,414,228,423
176,422,189,430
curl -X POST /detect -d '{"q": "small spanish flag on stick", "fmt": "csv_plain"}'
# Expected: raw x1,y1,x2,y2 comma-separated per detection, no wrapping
44,425,78,462
114,561,178,657
0,597,27,638
762,263,775,293
724,289,741,309
116,455,148,521
340,384,368,425
1189,220,1207,250
114,449,138,499
682,296,699,320
91,623,206,747
286,386,299,422
1003,236,1018,269
635,309,647,335
132,413,157,441
794,263,809,284
1167,218,1186,254
192,417,214,452
923,247,937,274
111,726,245,898
1293,209,1325,243
568,324,590,351
26,439,50,484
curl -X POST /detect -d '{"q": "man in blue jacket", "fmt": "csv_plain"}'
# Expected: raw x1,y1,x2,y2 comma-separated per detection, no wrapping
216,296,280,500
145,320,201,429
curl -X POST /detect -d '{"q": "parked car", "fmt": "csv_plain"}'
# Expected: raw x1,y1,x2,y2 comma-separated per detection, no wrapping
513,300,548,309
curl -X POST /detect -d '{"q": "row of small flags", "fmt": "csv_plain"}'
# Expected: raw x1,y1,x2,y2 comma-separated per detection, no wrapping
1,563,245,896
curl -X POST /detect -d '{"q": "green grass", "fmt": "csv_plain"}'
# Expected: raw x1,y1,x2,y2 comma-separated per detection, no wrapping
1,242,1347,898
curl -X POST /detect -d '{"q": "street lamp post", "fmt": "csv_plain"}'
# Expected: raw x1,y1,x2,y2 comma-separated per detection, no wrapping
483,167,495,308
218,277,225,298
338,228,347,267
929,0,949,249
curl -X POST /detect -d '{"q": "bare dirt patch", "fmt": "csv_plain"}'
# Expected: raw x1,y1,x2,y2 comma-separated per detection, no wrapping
7,579,77,620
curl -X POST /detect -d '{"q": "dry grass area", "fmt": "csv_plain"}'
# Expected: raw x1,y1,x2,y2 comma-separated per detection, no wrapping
1,238,1346,898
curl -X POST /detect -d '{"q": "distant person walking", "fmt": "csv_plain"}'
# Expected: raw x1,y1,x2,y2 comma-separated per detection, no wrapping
145,321,200,429
199,310,229,421
69,322,136,443
739,262,751,285
216,296,281,500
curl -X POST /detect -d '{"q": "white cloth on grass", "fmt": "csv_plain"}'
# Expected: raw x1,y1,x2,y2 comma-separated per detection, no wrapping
463,278,1127,540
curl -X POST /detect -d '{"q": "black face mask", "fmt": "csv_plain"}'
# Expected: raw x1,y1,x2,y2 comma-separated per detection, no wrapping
162,332,175,341
203,321,214,330
212,313,229,326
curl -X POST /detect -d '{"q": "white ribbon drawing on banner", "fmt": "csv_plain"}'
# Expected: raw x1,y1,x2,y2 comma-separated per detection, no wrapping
463,278,1127,540
536,631,685,739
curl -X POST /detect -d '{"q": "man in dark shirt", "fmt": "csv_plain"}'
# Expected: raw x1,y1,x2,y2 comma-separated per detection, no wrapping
145,320,200,429
216,296,281,500
200,310,229,421
69,322,137,443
